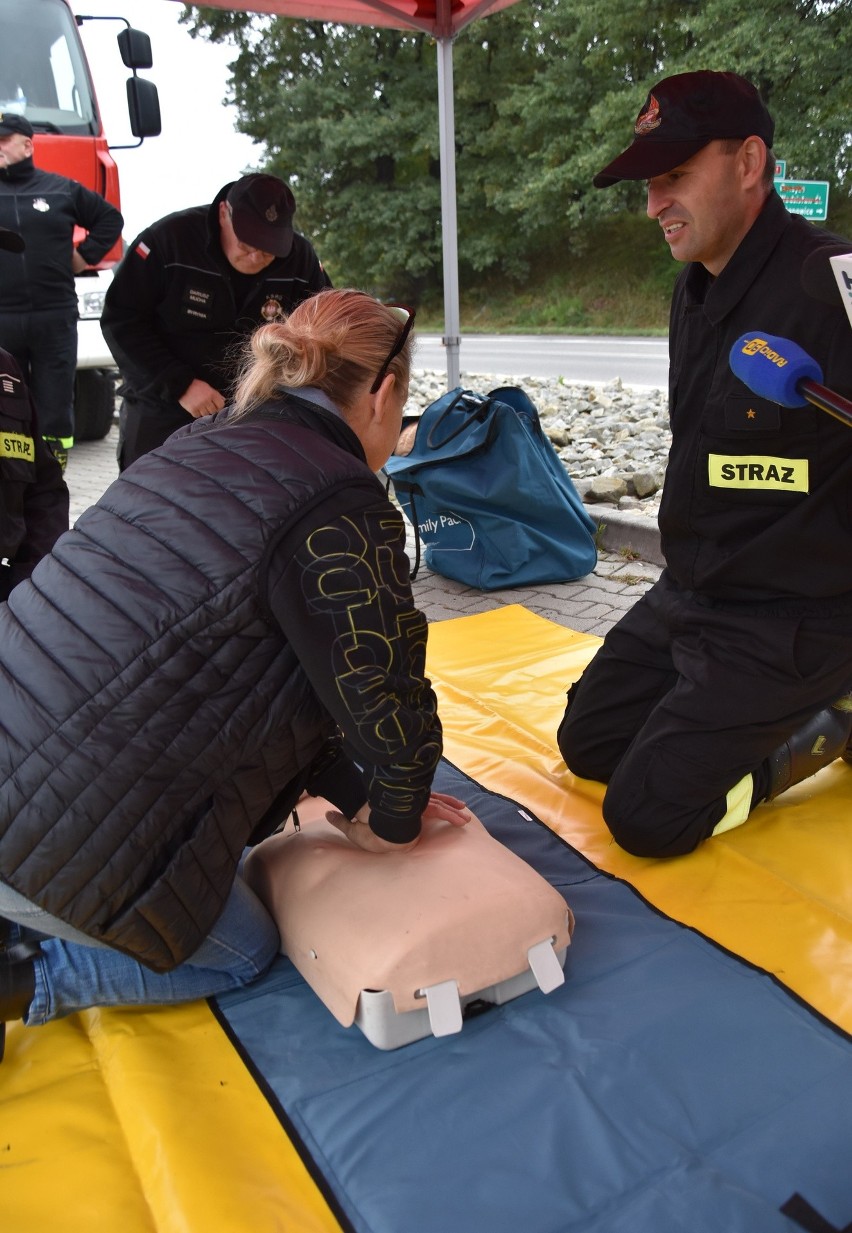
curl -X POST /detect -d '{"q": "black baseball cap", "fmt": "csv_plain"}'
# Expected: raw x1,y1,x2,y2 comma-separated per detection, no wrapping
0,112,34,138
593,71,775,188
226,174,296,258
0,225,24,252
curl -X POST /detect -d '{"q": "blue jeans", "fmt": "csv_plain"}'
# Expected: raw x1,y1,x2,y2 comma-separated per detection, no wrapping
0,875,280,1025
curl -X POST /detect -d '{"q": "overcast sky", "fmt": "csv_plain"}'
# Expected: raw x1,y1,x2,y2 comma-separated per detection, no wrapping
71,0,262,240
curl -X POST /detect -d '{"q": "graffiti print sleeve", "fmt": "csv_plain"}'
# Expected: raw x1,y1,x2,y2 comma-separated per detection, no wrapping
267,497,443,843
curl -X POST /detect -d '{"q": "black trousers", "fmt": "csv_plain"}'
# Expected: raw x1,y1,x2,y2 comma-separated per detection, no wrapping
0,309,78,440
557,571,852,857
117,398,192,471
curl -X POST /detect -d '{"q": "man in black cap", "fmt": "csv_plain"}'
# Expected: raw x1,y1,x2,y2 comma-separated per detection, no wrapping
557,71,852,857
0,112,123,469
0,223,68,600
102,173,331,469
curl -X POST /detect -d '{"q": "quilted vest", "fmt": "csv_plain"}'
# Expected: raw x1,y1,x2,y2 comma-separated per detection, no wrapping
0,405,382,970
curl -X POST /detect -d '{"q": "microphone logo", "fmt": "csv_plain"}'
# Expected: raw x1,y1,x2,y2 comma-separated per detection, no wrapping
739,337,789,367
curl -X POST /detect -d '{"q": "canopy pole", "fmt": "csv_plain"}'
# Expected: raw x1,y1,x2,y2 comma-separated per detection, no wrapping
436,34,461,390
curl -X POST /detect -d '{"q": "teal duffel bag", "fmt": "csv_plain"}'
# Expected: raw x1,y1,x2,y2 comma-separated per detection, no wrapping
384,385,597,591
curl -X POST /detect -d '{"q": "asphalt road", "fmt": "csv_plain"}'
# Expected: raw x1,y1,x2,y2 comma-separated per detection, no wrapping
414,334,670,388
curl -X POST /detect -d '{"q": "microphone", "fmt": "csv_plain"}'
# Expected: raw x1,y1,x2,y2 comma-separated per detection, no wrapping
729,333,852,429
801,244,852,329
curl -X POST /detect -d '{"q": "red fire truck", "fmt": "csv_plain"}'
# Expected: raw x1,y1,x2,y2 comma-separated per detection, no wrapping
2,0,159,438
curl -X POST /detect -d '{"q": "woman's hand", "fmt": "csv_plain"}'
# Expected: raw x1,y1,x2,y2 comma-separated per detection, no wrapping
421,792,472,827
326,793,472,854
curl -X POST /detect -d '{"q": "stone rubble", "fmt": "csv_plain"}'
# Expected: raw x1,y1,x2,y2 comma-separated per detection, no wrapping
406,368,671,519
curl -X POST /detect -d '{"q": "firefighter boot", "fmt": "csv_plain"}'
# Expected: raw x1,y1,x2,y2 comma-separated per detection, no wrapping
839,692,852,765
0,958,35,1063
765,698,852,801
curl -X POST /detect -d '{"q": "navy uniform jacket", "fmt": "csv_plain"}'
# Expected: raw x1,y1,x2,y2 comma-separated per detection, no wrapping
101,183,331,418
0,347,68,599
659,191,852,608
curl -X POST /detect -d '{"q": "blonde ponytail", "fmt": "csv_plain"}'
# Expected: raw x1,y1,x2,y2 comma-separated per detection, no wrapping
231,289,413,419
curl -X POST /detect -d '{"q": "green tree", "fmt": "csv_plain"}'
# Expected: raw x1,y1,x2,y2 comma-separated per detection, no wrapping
184,0,851,305
184,11,443,298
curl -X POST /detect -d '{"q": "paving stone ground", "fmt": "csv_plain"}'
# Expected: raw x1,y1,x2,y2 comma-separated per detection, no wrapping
66,426,662,637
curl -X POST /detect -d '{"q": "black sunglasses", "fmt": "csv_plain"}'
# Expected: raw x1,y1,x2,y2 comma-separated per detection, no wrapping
370,306,416,394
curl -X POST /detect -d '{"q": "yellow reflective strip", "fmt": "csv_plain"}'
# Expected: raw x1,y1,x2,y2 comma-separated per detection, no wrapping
711,774,755,836
0,431,35,462
708,454,809,492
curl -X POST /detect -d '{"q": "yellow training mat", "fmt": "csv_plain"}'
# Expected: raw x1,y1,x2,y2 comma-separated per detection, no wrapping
425,604,852,1033
4,602,850,1230
2,1000,343,1233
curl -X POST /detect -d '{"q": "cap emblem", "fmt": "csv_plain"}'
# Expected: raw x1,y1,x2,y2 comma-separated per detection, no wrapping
635,94,661,136
265,204,279,223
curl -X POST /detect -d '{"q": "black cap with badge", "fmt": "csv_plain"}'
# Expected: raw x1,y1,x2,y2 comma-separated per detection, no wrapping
593,71,775,188
226,173,296,259
0,225,25,253
0,112,34,138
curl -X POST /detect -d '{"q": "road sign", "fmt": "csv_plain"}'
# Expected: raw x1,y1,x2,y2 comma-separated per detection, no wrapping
773,178,830,220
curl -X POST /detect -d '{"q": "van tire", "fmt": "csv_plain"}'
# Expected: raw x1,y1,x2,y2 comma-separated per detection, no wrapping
74,369,117,442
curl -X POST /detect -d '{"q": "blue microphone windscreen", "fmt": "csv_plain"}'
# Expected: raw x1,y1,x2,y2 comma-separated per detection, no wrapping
729,333,824,407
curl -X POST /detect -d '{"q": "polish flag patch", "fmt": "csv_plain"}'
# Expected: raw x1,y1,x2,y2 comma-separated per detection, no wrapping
135,241,151,259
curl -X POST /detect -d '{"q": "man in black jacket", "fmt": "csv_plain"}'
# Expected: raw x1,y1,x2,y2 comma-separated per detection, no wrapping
0,112,123,468
102,173,332,470
0,223,68,599
557,71,852,857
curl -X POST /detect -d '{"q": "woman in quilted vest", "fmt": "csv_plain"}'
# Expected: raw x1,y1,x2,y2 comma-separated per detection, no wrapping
0,288,470,1061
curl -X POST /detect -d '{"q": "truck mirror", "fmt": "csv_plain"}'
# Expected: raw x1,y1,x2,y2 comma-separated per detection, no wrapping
117,27,153,71
126,78,161,139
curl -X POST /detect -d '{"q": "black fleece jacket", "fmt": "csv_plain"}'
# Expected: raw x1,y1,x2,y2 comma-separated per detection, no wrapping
0,156,122,313
101,183,331,413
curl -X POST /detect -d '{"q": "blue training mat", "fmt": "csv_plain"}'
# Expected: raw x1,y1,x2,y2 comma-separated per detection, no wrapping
214,761,852,1233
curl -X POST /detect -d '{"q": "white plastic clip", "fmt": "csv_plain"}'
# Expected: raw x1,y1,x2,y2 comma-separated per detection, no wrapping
527,939,565,994
423,979,463,1037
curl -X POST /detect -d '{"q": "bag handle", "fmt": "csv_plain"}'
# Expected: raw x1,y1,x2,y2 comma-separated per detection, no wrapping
384,471,423,580
426,390,493,451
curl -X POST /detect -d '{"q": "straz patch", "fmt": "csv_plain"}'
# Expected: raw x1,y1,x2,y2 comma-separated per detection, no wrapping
708,454,809,493
0,431,35,462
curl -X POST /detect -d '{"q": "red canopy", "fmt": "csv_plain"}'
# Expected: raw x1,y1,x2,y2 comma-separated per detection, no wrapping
189,0,520,38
